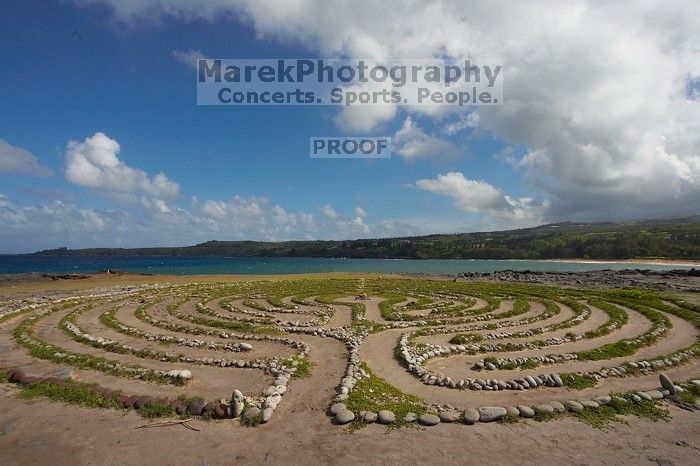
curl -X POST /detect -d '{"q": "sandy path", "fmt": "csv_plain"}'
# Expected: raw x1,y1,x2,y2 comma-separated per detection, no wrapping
76,302,297,361
422,303,655,376
221,299,319,323
114,299,297,356
413,300,570,344
324,303,353,328
1,386,698,466
359,323,700,407
0,310,270,400
30,305,274,399
338,296,391,324
419,307,697,383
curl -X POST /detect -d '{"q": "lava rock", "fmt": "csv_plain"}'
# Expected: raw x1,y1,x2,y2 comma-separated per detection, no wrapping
187,399,207,416
133,396,154,410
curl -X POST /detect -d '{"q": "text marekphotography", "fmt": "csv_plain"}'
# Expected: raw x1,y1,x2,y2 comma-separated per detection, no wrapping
197,59,503,106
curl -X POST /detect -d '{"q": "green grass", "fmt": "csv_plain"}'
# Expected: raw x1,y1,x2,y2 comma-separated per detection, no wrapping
345,362,426,429
18,380,121,410
533,408,560,422
448,333,483,344
574,406,625,428
560,373,598,390
13,307,177,385
138,401,175,419
240,409,264,427
177,394,204,405
15,378,177,419
676,384,700,404
0,368,11,383
279,356,313,378
499,412,520,423
533,394,670,428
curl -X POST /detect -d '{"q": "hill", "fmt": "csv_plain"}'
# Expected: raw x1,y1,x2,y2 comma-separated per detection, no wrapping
30,216,700,260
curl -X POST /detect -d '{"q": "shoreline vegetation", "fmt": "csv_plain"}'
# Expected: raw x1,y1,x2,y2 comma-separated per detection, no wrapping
21,216,699,261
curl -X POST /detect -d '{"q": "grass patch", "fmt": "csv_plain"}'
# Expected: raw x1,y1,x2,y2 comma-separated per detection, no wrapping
677,384,699,404
575,394,670,428
18,380,121,410
535,394,670,428
279,356,313,378
533,408,560,422
560,373,598,390
138,402,174,419
177,394,204,405
499,412,520,423
240,410,264,427
607,394,670,422
574,406,625,428
448,333,483,344
345,362,425,429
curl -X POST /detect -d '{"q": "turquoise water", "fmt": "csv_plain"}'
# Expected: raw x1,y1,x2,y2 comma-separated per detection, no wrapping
0,255,693,275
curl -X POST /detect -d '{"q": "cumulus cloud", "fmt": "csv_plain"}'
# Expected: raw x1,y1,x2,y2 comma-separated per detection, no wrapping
444,112,480,136
393,117,460,160
320,204,338,219
416,172,549,224
0,192,421,252
0,196,109,252
65,132,180,200
75,0,700,221
0,139,53,177
172,48,209,69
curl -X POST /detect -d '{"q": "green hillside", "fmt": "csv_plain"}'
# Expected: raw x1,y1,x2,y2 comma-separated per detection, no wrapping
31,216,700,260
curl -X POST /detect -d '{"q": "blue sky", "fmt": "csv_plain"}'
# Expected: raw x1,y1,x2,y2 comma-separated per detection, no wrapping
1,1,698,253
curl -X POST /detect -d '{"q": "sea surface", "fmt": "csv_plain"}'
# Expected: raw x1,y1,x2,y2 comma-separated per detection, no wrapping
0,255,694,276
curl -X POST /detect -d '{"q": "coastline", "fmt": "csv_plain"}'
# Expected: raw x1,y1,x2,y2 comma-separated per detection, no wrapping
523,258,700,266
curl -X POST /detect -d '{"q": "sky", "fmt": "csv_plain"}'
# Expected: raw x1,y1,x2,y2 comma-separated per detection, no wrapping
0,0,698,253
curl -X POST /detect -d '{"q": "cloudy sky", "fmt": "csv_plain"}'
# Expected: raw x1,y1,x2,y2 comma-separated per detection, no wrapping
1,1,698,253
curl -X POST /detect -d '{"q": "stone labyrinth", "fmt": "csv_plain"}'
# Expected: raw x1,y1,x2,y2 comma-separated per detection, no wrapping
1,278,699,427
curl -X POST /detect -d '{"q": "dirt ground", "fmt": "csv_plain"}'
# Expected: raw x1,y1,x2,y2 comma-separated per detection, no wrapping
1,272,699,465
1,387,699,466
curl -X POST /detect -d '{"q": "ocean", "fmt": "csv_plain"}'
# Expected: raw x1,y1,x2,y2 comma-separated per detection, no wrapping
0,255,694,276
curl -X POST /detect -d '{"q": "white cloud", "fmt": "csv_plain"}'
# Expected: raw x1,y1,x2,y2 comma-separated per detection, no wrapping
354,206,367,218
444,112,480,136
320,204,338,219
0,192,424,252
393,117,460,160
65,132,180,200
333,103,397,134
75,0,700,221
416,172,549,224
0,139,53,177
172,48,209,69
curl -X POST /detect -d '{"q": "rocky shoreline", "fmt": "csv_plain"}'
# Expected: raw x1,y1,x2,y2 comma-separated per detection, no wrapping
427,268,700,291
